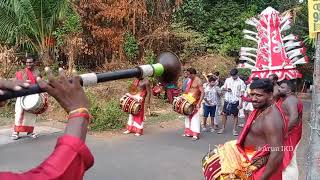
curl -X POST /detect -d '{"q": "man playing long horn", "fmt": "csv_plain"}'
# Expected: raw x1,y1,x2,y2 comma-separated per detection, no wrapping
182,68,204,140
202,79,287,180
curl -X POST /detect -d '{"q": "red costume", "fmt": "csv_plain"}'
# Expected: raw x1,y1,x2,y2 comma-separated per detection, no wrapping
0,135,94,180
276,97,303,169
126,79,147,135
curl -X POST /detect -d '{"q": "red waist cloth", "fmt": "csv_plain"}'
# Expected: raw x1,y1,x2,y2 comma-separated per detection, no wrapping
0,135,94,180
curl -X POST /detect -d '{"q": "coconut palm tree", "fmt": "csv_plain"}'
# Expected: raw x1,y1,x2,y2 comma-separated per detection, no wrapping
0,0,69,65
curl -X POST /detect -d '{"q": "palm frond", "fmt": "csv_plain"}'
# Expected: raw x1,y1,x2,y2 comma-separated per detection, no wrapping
0,0,70,58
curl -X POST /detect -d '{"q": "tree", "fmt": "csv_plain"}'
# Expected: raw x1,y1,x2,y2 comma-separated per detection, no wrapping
54,8,83,74
0,0,69,65
75,0,182,66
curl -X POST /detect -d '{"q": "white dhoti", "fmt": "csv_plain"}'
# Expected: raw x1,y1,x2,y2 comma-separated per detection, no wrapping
126,114,144,134
184,110,201,137
282,143,299,180
14,97,37,133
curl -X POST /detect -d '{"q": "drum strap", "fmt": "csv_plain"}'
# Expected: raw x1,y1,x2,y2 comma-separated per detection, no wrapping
25,68,37,84
185,79,193,93
16,68,39,84
134,79,140,87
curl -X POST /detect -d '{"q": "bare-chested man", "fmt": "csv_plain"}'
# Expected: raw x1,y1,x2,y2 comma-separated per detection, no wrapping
268,74,280,100
12,56,42,140
202,79,286,179
123,77,151,136
182,68,204,140
277,80,303,180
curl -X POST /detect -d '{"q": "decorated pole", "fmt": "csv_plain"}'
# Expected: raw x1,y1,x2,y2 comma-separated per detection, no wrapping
307,1,320,179
0,52,181,101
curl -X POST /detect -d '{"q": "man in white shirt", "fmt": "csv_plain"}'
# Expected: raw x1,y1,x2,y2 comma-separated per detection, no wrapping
202,76,221,132
217,68,245,136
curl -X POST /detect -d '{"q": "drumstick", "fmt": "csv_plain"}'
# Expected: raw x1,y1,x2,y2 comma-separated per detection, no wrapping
0,52,181,101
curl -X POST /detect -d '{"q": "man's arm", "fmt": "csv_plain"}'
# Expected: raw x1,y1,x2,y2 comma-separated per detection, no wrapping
0,79,30,107
221,78,227,90
0,72,93,179
197,78,204,108
215,86,222,95
260,108,284,180
202,72,209,82
240,81,246,96
285,96,299,131
238,81,246,108
39,71,90,141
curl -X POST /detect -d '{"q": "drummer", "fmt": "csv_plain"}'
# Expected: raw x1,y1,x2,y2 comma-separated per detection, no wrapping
182,68,204,140
123,77,151,136
12,55,42,140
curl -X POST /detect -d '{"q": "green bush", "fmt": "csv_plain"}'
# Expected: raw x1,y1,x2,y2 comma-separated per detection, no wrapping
171,23,208,60
53,9,82,47
0,100,15,119
88,92,127,131
123,32,139,62
238,68,251,78
144,49,156,64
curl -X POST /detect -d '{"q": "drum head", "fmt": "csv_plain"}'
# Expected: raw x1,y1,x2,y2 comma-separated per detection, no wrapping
21,94,40,110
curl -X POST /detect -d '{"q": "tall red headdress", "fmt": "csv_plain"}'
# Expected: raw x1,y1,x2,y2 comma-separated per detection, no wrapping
238,7,308,81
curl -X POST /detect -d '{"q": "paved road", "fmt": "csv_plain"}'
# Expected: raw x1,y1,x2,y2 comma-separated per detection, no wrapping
0,100,311,180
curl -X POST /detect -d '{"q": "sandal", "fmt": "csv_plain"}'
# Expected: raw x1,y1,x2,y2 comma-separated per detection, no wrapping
182,134,192,137
123,130,131,134
216,128,224,134
11,133,20,140
134,133,141,136
192,136,199,141
27,132,38,139
233,130,239,136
